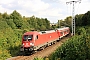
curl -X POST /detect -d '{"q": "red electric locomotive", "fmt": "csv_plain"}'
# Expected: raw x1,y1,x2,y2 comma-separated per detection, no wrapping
20,27,70,54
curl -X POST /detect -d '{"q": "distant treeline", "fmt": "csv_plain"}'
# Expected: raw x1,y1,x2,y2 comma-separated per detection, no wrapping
0,10,51,31
57,11,90,28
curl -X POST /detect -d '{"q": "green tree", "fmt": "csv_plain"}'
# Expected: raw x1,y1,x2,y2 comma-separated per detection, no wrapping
75,14,83,26
27,16,36,28
58,20,65,27
0,20,10,30
82,11,90,26
0,13,2,19
10,10,23,28
21,20,30,29
6,19,16,29
2,12,10,19
44,18,50,29
40,25,46,31
57,20,60,28
64,16,72,27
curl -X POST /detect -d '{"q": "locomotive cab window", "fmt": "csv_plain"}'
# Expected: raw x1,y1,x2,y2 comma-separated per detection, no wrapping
23,35,33,41
35,35,38,40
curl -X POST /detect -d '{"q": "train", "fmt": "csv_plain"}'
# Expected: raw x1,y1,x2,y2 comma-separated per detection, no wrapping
20,27,70,54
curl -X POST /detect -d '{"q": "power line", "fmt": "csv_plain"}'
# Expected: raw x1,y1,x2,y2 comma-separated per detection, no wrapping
66,0,81,36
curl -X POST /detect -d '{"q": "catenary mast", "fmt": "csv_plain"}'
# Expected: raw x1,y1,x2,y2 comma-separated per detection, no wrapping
66,0,81,36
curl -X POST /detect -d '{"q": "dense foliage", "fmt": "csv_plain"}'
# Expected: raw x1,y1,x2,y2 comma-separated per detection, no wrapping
0,10,51,60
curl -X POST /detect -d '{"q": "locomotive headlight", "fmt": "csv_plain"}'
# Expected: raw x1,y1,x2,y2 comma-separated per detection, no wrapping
30,43,34,46
30,43,32,45
23,43,24,46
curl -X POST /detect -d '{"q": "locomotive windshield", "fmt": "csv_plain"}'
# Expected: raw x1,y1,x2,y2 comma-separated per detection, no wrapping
23,35,33,41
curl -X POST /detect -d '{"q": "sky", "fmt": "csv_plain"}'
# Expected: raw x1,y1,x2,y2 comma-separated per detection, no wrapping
0,0,90,23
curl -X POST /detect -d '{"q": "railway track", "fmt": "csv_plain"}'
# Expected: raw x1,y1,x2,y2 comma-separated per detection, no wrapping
7,35,71,60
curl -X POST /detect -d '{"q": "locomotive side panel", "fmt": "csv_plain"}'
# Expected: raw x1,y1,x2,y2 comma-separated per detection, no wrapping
34,31,59,50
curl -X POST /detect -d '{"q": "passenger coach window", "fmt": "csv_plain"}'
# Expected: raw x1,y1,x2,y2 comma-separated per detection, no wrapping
61,32,63,35
23,35,33,41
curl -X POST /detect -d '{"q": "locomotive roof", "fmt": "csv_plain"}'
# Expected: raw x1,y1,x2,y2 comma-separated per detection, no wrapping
23,31,41,35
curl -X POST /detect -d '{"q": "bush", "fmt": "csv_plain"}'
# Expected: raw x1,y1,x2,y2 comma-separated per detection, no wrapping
76,27,86,35
34,57,43,60
49,35,89,60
